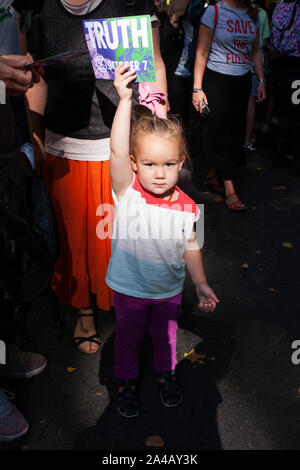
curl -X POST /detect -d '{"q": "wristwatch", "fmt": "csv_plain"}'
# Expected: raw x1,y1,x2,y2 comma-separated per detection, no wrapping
258,79,266,84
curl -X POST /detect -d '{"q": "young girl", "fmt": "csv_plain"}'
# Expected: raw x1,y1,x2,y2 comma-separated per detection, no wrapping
106,65,219,418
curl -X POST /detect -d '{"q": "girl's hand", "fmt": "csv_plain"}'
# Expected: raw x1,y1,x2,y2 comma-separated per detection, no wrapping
196,283,220,313
257,83,266,103
114,64,137,101
192,89,208,114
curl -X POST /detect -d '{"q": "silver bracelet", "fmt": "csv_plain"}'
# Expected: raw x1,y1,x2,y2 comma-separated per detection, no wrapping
192,88,202,93
258,79,266,84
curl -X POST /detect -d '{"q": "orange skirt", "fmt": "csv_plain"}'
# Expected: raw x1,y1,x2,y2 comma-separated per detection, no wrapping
43,153,113,310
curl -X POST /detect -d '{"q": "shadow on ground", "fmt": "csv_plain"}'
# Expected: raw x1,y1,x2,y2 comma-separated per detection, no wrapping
72,328,223,450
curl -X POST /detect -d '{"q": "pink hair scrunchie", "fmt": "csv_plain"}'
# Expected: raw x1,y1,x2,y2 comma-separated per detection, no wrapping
138,82,169,119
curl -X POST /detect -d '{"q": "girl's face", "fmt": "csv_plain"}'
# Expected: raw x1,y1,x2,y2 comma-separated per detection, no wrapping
131,134,185,198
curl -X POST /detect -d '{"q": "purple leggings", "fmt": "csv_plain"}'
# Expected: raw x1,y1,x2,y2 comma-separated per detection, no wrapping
113,291,182,380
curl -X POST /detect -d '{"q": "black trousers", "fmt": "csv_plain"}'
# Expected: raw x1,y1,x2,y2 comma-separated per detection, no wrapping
167,74,193,127
199,68,251,179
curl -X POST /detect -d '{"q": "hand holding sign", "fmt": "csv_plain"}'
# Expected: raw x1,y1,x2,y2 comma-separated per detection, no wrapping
83,15,156,82
114,65,137,101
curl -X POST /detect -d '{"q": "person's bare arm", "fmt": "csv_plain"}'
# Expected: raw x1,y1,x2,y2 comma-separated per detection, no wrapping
184,229,219,312
252,30,266,103
152,22,168,115
23,52,48,172
192,24,213,112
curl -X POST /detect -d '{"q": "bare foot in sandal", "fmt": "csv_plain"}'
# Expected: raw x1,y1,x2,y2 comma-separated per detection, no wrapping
223,179,246,211
73,308,100,354
225,192,246,211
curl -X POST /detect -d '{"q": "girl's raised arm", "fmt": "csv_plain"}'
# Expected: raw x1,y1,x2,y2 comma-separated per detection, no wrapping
110,65,137,197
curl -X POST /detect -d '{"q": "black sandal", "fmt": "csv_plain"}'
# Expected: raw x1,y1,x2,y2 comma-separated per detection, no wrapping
116,378,140,418
157,371,183,408
73,313,100,354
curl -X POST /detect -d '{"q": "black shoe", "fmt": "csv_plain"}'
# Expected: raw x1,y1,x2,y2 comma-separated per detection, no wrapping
116,378,140,418
157,371,183,408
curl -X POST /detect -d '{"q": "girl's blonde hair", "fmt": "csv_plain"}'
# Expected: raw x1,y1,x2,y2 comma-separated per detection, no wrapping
130,105,190,167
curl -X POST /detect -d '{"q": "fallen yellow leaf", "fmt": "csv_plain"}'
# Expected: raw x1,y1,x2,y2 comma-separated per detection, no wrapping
269,288,277,292
241,263,249,268
297,387,300,396
213,196,223,202
145,435,165,447
282,242,294,248
96,392,103,396
256,168,262,171
184,349,206,364
66,367,77,373
256,250,261,254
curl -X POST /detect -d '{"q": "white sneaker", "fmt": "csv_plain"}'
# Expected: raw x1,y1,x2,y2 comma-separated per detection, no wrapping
243,143,257,153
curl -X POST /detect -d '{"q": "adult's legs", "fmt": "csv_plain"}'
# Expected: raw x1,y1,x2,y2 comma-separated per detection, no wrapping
220,73,250,208
43,155,98,352
87,160,113,311
201,69,250,208
167,75,192,129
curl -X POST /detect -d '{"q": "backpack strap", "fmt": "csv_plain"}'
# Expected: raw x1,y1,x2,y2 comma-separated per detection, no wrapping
205,4,218,65
213,3,219,31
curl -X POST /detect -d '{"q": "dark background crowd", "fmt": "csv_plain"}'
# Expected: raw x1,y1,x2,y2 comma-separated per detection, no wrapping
0,0,299,447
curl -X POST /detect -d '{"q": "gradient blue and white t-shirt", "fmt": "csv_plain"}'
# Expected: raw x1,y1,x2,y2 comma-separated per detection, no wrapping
201,0,259,76
105,173,200,299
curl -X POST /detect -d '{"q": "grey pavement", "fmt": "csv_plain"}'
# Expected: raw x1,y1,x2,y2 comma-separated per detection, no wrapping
0,131,299,451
